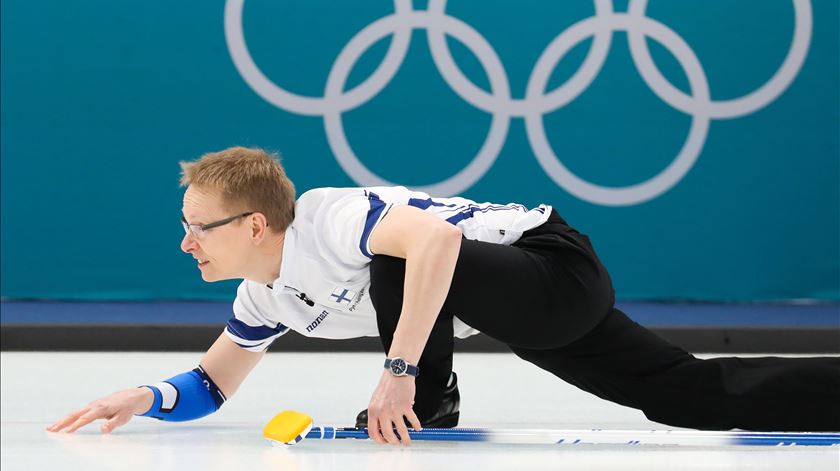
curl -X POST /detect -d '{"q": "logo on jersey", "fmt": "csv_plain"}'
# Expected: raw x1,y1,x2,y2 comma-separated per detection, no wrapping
306,310,330,332
330,287,356,305
347,287,366,312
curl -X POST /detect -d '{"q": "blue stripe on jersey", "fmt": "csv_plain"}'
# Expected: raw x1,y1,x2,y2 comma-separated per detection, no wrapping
446,206,480,225
360,191,388,258
231,339,266,350
444,204,526,225
225,318,288,341
407,197,459,210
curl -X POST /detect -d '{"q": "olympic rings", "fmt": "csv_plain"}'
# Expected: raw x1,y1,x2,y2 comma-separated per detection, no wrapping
224,0,811,206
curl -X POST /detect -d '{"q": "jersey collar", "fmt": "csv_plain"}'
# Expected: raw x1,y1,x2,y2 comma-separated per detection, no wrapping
271,224,299,295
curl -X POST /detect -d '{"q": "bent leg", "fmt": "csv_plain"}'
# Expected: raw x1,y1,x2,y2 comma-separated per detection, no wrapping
366,210,617,416
441,237,612,348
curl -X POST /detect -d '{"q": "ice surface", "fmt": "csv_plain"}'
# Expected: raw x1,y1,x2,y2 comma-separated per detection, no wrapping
2,352,838,470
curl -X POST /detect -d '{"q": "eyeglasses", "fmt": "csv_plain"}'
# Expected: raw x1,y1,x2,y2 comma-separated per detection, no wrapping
181,212,255,239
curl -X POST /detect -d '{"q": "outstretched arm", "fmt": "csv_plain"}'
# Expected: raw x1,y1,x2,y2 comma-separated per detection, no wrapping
48,332,263,433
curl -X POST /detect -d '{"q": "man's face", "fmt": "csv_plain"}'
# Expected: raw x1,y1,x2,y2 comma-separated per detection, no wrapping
180,185,252,282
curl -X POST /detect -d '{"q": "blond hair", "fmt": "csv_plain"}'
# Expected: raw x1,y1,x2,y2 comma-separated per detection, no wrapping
179,147,296,231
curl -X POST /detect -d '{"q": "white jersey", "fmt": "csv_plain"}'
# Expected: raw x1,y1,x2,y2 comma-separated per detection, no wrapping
224,186,552,352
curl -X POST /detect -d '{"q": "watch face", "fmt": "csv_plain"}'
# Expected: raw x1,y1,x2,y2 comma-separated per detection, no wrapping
390,358,407,375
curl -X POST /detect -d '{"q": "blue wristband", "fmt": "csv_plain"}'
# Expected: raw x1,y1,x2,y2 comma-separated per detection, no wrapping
138,366,226,422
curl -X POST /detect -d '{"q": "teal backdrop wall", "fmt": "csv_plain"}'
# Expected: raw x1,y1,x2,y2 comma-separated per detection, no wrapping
1,0,838,302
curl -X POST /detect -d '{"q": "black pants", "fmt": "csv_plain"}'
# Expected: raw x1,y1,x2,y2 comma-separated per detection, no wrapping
369,209,840,431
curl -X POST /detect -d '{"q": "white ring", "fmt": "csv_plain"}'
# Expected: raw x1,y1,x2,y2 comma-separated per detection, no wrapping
525,13,710,206
224,0,414,116
324,9,511,196
627,0,812,119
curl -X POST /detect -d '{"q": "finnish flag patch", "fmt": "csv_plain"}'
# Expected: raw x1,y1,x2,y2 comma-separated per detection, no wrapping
330,287,356,305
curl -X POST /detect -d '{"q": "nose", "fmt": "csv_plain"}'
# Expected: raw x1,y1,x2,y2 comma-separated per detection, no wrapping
181,232,198,253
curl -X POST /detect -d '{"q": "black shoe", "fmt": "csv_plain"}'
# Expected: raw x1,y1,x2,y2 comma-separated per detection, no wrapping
355,372,460,429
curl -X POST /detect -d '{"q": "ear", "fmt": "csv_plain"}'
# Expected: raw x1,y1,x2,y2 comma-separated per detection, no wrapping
249,212,270,243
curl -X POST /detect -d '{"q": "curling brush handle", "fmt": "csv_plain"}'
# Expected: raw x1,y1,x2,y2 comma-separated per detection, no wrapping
305,426,840,446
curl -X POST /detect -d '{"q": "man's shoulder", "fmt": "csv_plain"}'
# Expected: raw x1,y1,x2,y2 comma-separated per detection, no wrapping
297,186,414,204
292,188,362,226
295,186,402,217
298,186,363,197
296,187,362,208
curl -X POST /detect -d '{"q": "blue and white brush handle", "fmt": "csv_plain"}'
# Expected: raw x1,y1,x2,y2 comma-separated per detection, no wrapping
306,427,840,447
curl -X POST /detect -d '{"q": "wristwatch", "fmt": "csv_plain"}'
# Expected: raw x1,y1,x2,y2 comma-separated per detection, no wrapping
384,357,420,377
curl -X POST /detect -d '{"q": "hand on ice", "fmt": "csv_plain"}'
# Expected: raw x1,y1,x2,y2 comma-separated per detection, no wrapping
47,387,154,434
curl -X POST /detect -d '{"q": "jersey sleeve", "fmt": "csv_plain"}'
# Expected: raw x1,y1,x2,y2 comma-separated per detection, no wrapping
312,189,395,270
226,281,289,352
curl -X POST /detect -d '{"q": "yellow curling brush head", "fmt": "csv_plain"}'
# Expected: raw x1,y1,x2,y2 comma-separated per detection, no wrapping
263,410,314,446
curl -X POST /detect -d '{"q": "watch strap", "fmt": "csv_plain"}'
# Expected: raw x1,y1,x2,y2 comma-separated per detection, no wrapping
384,358,420,377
